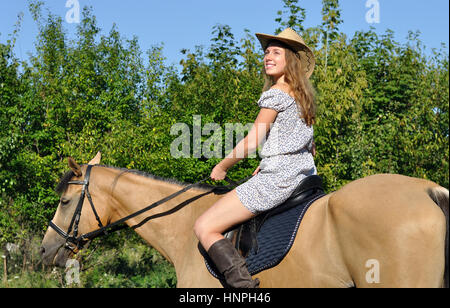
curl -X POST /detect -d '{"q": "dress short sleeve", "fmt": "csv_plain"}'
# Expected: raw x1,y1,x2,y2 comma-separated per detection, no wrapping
257,89,295,112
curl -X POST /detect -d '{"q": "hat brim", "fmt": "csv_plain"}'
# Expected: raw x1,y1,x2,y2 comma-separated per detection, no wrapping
256,33,315,79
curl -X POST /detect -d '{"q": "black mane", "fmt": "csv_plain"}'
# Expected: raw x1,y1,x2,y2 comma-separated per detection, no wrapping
101,165,218,191
55,165,219,194
55,170,76,195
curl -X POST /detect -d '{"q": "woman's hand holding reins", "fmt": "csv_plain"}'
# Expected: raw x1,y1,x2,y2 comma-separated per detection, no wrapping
210,164,228,181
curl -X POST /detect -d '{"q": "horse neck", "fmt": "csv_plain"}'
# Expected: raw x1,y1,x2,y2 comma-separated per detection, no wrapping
102,167,220,266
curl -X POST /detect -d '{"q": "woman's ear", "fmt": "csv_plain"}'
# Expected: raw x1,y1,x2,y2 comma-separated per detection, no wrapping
68,157,82,177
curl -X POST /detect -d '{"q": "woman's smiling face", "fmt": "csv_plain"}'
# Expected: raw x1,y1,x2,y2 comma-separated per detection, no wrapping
264,41,287,78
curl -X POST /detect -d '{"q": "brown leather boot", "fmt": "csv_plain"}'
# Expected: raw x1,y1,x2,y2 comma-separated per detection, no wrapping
207,238,260,288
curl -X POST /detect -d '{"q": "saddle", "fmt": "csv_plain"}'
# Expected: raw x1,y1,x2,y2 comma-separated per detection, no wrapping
199,175,326,279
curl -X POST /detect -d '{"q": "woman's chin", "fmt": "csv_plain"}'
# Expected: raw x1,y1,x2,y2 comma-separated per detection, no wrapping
265,70,283,78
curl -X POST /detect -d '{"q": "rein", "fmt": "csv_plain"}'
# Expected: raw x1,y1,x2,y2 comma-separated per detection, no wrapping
49,165,248,251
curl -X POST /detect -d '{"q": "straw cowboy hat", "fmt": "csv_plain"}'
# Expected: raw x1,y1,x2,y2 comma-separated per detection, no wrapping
255,28,316,78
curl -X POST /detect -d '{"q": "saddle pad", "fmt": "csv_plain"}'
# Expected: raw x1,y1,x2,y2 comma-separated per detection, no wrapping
203,193,325,279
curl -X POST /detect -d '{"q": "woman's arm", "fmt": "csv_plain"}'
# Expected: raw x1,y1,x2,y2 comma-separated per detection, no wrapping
211,108,278,180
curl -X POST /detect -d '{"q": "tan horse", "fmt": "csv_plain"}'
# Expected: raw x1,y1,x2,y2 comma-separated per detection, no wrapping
40,153,449,288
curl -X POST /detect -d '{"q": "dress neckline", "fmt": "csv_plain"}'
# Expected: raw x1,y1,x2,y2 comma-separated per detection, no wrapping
268,88,295,101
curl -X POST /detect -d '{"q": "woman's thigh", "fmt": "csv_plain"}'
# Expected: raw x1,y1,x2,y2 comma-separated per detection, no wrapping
195,189,256,248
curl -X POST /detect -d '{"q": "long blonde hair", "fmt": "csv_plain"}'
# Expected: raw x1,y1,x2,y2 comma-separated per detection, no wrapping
263,42,316,126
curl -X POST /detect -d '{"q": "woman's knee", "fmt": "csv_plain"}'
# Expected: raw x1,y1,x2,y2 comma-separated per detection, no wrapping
193,215,208,241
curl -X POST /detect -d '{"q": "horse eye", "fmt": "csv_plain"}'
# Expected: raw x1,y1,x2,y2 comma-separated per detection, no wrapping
61,198,70,205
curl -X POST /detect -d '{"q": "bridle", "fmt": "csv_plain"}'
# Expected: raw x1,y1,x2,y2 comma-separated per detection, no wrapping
49,165,104,251
48,165,245,252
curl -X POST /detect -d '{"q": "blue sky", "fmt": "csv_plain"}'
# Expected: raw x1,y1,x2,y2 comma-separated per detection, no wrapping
1,0,448,67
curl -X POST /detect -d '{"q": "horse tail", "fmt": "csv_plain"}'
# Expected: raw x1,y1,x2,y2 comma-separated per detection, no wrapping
428,186,449,288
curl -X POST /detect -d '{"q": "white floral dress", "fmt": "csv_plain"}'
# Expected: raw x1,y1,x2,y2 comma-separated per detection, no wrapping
236,88,317,214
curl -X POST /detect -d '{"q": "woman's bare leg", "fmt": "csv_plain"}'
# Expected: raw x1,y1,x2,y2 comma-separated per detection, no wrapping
194,189,256,251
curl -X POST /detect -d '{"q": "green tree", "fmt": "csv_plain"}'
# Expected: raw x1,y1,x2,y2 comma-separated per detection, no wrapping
275,0,307,34
321,0,343,73
321,0,342,42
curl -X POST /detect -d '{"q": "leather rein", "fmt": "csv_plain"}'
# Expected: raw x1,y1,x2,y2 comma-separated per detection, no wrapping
48,165,244,252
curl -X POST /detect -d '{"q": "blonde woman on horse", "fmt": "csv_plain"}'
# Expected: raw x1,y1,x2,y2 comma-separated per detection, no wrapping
194,28,318,288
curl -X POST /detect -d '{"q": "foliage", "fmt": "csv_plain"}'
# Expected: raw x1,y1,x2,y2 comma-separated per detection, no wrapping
275,0,307,34
0,0,448,288
1,232,176,288
321,0,343,42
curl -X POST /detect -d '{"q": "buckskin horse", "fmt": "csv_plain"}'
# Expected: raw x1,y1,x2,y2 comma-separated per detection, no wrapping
40,153,449,288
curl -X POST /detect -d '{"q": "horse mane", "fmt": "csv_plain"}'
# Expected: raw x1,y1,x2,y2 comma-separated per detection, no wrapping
55,164,217,194
100,165,217,191
56,170,76,195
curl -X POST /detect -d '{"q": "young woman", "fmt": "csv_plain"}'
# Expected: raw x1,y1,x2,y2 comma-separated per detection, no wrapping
194,28,317,288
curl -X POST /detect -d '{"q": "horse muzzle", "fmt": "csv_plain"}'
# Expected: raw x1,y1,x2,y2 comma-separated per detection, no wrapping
40,232,76,267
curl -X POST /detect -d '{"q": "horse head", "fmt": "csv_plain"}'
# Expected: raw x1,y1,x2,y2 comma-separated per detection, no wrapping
40,152,105,267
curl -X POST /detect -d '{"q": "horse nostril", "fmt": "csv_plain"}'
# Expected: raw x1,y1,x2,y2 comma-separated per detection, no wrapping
39,246,46,256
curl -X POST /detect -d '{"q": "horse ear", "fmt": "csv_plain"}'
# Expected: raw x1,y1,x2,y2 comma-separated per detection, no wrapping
88,152,102,165
68,157,82,177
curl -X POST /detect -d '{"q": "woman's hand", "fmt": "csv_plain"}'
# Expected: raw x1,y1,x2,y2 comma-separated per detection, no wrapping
210,164,228,181
310,141,317,157
252,166,261,176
